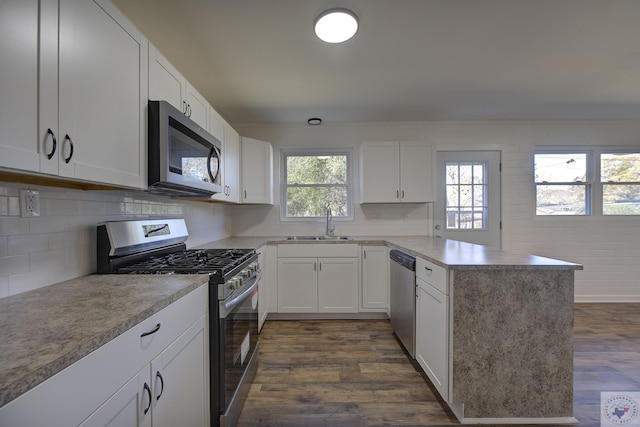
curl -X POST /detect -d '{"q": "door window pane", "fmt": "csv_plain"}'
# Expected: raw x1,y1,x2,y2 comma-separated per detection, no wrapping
445,162,487,229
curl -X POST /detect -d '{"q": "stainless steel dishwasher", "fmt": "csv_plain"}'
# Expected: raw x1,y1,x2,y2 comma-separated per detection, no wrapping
389,249,417,358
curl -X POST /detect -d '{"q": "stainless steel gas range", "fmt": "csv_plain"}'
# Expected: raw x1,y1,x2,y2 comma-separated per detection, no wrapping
97,218,260,427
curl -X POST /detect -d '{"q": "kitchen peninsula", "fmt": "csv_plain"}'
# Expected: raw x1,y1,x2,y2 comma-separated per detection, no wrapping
204,235,582,425
0,236,580,425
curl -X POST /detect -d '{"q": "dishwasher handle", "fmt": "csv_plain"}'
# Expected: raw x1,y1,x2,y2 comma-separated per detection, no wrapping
389,250,416,271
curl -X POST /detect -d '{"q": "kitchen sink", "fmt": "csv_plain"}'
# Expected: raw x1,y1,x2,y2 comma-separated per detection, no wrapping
283,236,353,241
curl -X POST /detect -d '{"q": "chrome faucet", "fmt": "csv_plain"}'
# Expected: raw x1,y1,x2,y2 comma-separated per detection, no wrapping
325,205,334,236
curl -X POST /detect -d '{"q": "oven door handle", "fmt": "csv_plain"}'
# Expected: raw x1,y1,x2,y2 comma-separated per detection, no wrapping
222,271,261,315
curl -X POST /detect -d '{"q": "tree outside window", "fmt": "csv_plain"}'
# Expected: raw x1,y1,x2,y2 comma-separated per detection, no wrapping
283,151,351,219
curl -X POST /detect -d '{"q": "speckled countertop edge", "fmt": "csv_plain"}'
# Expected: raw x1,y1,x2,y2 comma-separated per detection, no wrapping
0,274,208,407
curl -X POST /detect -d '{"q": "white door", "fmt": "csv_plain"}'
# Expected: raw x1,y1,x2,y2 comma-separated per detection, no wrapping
433,151,501,248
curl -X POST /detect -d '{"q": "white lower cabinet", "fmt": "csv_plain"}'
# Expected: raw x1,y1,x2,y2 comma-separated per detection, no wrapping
277,257,318,312
276,244,359,314
0,285,208,427
360,245,389,312
257,245,269,331
150,316,208,427
79,366,151,427
415,258,450,401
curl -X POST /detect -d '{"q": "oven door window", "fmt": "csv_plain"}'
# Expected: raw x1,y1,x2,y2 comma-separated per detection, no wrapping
221,286,258,411
168,118,220,184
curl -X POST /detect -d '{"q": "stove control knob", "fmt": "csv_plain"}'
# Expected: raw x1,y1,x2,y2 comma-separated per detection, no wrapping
229,277,242,290
241,269,250,278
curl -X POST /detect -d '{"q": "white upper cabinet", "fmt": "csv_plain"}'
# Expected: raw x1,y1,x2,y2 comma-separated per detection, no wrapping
360,141,435,203
1,0,147,189
0,0,40,172
55,0,147,188
211,120,240,203
0,0,147,189
241,137,274,204
149,44,184,112
185,83,209,130
148,44,209,130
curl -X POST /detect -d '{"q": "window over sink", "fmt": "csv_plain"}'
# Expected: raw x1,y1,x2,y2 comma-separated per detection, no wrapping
281,149,353,220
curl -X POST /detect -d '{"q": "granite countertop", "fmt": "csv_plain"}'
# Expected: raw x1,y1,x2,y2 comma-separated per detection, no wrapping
0,274,208,407
198,235,582,270
1,234,580,409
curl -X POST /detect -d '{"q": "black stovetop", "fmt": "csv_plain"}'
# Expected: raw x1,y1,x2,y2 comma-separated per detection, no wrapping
116,248,255,278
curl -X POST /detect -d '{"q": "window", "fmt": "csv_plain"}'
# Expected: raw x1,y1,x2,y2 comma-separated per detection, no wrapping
535,148,640,216
535,152,591,215
601,152,640,215
282,149,352,219
445,161,488,229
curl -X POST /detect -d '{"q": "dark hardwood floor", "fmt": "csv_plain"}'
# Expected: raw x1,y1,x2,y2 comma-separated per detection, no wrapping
237,303,640,426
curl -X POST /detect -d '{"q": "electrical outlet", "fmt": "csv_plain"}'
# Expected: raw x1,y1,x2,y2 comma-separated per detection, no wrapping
20,190,40,218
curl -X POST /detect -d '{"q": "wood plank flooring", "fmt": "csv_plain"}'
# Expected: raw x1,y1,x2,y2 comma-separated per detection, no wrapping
238,303,640,426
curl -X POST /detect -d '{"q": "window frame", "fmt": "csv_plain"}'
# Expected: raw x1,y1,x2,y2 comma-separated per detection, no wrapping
280,148,354,222
534,150,593,216
535,146,640,217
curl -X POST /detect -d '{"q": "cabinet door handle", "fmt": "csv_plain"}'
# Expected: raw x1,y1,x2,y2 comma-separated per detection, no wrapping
319,262,322,271
63,134,74,164
183,100,188,115
140,323,161,338
155,371,164,401
244,190,247,199
402,190,405,199
45,128,57,160
143,382,152,414
187,104,192,117
425,266,433,273
396,190,399,199
363,250,367,259
314,262,317,271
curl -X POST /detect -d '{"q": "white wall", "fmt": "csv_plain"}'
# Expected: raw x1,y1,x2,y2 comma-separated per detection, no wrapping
0,181,231,297
234,120,640,302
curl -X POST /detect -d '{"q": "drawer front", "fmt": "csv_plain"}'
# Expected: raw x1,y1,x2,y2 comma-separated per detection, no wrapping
277,243,359,258
416,257,448,295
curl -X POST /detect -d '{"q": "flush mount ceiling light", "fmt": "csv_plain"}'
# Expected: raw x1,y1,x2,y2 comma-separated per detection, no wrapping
314,8,359,43
307,117,322,125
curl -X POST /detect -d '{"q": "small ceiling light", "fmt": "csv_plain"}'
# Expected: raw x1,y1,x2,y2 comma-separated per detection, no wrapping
314,8,358,43
308,117,322,125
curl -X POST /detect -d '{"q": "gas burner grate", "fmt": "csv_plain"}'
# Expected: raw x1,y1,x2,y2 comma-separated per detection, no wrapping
117,248,255,277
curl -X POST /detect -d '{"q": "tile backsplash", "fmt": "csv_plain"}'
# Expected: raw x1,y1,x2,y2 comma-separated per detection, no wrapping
0,182,230,298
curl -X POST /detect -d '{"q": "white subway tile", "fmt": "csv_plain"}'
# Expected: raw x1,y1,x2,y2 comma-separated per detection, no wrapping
0,254,29,277
8,268,56,295
0,196,8,216
30,248,65,270
8,234,49,255
8,197,19,216
0,217,29,236
0,277,7,298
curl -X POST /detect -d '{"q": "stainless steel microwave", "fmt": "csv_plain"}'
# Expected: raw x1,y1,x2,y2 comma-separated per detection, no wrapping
148,100,222,197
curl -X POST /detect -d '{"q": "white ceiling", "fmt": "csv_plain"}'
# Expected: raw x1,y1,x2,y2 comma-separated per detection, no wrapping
112,0,640,125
